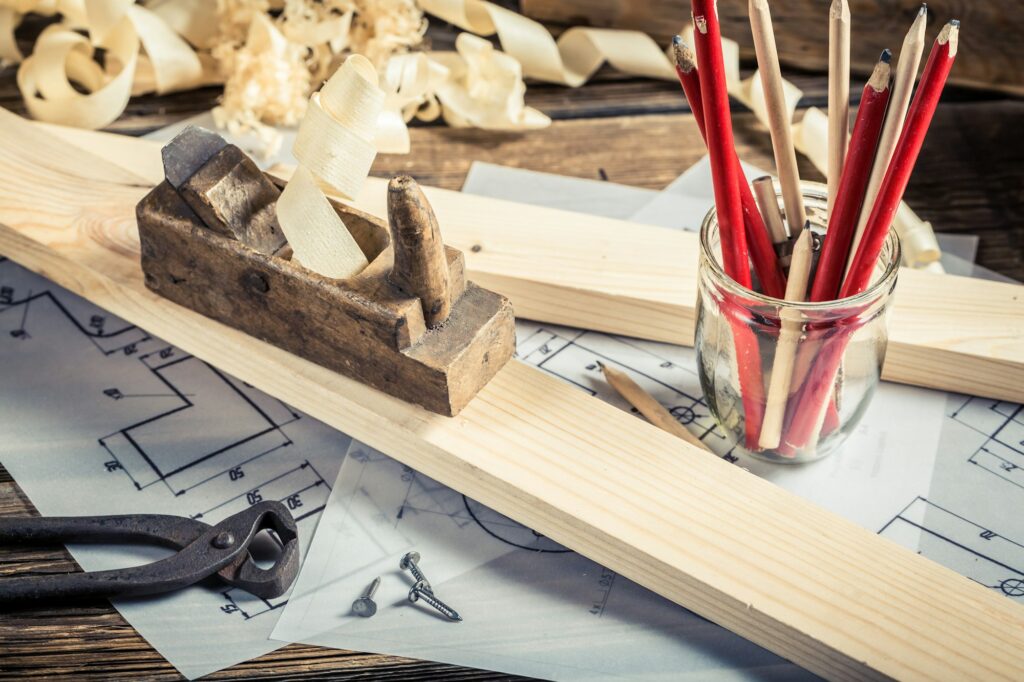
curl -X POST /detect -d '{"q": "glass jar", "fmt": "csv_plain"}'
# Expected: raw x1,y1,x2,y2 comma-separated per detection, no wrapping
695,183,900,463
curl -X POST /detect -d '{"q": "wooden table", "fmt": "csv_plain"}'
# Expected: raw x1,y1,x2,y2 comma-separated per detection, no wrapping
1,15,1022,681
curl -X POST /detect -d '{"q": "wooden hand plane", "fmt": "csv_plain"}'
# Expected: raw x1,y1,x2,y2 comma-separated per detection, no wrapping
136,127,515,416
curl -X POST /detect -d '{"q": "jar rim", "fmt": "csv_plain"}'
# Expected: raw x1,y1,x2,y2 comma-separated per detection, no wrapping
699,181,902,310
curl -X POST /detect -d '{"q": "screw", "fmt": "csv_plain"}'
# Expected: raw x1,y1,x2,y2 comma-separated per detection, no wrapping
351,576,380,618
408,580,462,622
399,551,431,590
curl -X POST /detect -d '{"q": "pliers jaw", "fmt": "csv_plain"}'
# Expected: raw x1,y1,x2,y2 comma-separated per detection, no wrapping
215,503,299,599
0,501,299,604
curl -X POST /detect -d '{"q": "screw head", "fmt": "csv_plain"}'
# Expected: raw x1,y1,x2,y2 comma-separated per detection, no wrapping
211,531,235,549
352,597,377,617
399,551,420,570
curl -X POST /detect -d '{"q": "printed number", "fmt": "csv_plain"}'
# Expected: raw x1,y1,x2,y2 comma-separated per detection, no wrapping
0,286,12,304
980,530,997,540
286,493,303,510
123,343,138,356
104,388,124,400
104,460,122,472
228,466,244,481
159,347,175,359
220,604,239,614
246,490,263,505
89,315,105,331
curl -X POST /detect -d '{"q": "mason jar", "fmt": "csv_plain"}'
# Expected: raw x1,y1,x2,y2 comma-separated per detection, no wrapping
695,182,900,463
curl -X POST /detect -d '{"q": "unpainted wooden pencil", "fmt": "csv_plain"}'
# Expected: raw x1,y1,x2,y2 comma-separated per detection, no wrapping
828,0,851,213
846,4,928,275
749,0,807,235
597,361,711,452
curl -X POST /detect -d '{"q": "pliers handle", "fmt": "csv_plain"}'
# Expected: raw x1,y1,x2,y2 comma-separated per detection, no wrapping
0,501,299,604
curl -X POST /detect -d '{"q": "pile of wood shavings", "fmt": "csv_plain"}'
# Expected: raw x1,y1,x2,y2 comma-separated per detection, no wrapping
212,0,426,157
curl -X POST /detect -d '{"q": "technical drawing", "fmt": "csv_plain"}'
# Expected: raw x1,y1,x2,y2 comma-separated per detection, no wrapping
0,258,151,354
99,347,301,496
950,396,1024,490
0,258,342,629
463,497,571,553
880,497,1024,601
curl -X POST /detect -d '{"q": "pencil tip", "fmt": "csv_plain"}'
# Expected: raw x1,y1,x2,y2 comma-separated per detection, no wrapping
671,37,697,73
596,360,606,370
950,19,960,27
919,3,927,15
880,48,892,63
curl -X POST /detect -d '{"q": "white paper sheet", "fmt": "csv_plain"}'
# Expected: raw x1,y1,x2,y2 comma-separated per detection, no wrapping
0,257,348,679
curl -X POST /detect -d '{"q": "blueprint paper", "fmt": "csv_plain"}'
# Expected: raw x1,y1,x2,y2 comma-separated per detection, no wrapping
0,258,348,679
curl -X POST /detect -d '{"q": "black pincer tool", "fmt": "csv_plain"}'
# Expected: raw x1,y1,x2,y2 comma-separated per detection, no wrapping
0,501,298,604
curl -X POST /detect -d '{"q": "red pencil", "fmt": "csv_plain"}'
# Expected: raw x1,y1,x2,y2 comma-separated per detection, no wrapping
810,51,893,301
784,21,959,452
841,20,959,297
689,0,751,289
673,37,787,298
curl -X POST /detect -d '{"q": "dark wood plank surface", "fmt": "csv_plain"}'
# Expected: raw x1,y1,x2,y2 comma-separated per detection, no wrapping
0,7,1021,680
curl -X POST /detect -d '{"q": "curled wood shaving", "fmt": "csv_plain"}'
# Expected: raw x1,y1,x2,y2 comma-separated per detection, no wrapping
10,0,204,129
417,0,676,87
277,54,381,279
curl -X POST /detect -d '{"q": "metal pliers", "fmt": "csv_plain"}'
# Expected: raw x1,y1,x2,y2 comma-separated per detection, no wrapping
0,501,298,604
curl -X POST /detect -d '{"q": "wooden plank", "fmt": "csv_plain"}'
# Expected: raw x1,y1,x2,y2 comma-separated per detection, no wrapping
30,119,1024,404
521,0,1024,96
371,105,1021,283
2,109,1024,682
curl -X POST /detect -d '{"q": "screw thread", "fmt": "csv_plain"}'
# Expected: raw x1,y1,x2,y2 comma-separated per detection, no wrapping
412,586,462,622
401,553,431,588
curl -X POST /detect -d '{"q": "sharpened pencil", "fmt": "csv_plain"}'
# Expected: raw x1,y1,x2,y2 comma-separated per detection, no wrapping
690,0,768,449
846,4,928,276
598,361,712,452
673,38,787,298
690,0,751,288
842,20,959,298
811,51,893,302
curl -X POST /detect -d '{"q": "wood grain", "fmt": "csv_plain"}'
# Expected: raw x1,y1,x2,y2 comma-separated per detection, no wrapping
522,0,1024,95
2,110,1024,681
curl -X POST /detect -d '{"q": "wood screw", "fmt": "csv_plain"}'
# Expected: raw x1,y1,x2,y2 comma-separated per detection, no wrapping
399,551,430,589
408,580,462,622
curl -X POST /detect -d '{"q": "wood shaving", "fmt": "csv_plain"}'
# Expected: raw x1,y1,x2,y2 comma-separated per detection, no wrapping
212,11,309,157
